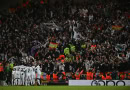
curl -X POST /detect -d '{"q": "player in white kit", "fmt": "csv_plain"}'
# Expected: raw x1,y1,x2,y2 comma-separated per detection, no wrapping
12,66,20,85
20,66,26,85
12,66,17,85
32,66,36,85
16,66,21,85
36,65,41,85
25,67,31,86
29,67,34,85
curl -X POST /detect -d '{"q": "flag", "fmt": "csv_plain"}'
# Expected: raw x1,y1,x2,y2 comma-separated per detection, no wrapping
112,25,123,30
49,42,58,49
31,45,41,56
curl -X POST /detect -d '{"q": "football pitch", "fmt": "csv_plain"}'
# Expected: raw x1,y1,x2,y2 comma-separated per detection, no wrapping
0,86,130,90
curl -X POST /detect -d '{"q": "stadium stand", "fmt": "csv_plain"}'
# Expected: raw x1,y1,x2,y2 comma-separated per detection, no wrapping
0,0,130,86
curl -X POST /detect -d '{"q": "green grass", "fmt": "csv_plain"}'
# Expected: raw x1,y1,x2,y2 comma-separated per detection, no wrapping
0,86,130,90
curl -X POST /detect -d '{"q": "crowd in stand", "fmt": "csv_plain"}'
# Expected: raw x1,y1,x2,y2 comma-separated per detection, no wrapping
0,0,130,85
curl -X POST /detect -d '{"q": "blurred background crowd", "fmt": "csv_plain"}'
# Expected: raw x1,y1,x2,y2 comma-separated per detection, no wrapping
0,0,130,85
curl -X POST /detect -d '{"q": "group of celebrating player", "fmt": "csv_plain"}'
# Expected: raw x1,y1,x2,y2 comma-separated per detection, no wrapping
12,65,41,86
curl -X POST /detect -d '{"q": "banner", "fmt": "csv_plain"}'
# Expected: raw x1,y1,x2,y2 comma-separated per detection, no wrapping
49,42,58,49
112,25,123,30
69,80,130,86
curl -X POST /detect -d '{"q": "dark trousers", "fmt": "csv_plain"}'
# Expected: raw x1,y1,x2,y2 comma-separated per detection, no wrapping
0,72,4,80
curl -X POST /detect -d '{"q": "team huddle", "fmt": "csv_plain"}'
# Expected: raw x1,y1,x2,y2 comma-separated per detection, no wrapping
12,65,41,86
